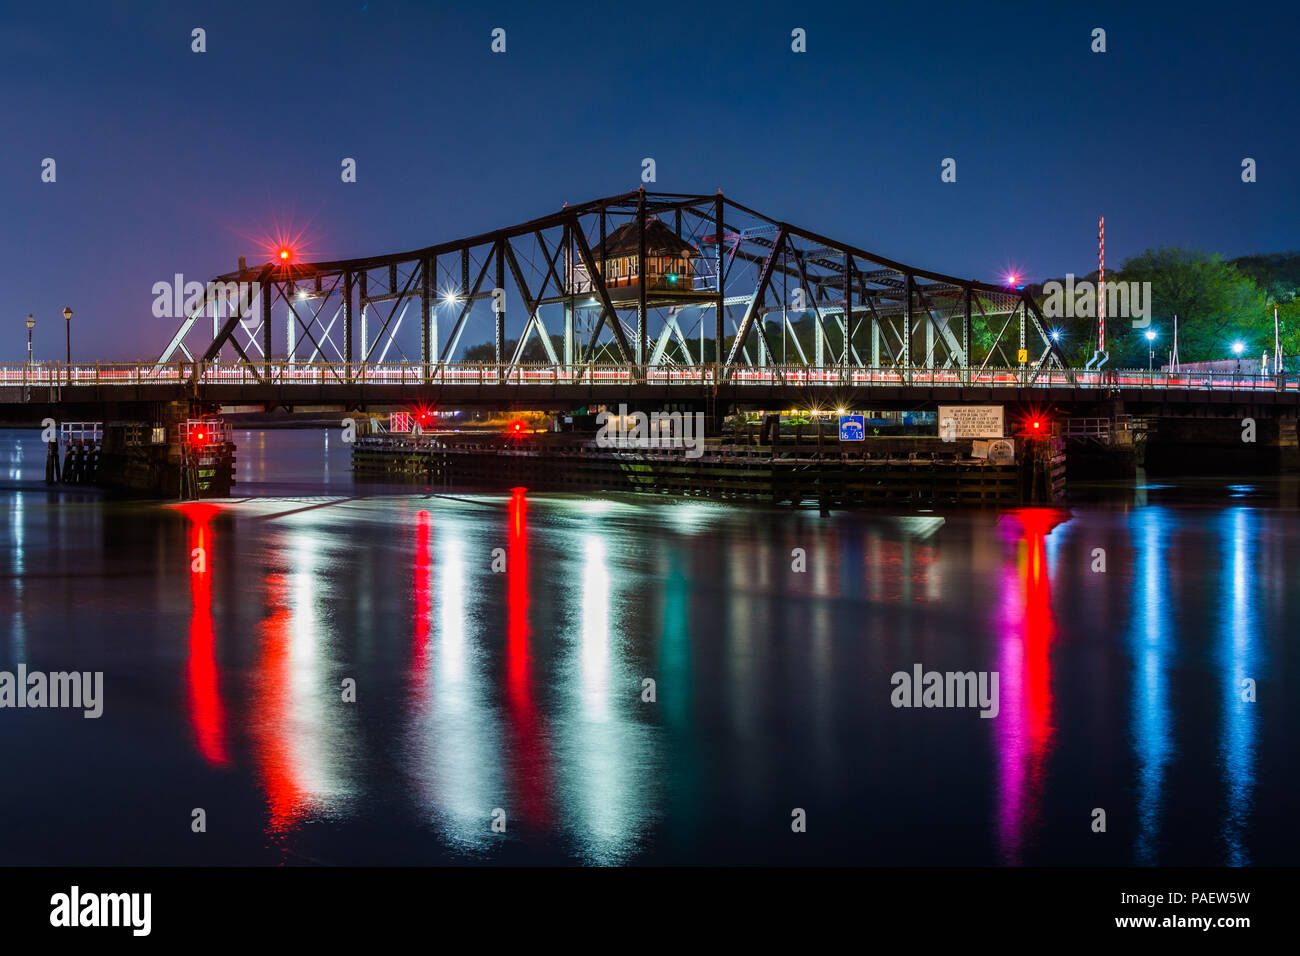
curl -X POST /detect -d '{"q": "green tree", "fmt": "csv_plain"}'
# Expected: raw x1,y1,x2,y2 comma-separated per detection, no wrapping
462,341,501,363
1232,252,1300,303
1273,299,1300,370
461,335,565,363
1108,248,1267,366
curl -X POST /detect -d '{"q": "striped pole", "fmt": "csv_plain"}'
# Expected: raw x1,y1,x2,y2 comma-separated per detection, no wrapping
1098,216,1105,353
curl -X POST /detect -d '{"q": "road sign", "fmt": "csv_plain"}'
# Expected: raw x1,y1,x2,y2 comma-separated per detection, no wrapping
1017,348,1028,363
839,414,865,441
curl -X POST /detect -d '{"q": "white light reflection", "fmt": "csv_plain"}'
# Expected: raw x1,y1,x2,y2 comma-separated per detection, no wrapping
282,531,340,810
557,531,656,864
254,529,353,836
8,492,25,659
410,528,503,851
664,501,720,535
580,536,611,717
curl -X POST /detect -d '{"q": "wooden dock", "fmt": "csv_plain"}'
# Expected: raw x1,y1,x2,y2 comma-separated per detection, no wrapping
352,426,1065,507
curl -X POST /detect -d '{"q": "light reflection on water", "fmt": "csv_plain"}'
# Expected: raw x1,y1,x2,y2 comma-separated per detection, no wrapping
1129,507,1173,866
253,529,356,846
411,515,505,852
1218,509,1261,867
0,428,1292,865
992,510,1061,865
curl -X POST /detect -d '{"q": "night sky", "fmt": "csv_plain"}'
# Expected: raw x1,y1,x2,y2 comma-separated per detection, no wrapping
1,0,1296,361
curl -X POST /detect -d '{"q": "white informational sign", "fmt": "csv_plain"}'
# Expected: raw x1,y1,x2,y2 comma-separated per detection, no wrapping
937,405,1004,439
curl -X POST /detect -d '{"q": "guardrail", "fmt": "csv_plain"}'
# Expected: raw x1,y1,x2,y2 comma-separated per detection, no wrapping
59,421,103,445
180,419,234,446
1,362,1297,392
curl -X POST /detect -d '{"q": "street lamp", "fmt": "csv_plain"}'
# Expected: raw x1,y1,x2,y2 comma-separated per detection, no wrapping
1232,340,1245,377
1145,328,1157,371
24,314,34,396
62,306,72,385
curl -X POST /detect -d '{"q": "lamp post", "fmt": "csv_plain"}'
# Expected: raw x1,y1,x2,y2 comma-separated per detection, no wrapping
1232,340,1245,378
62,306,72,385
1145,328,1157,371
25,314,34,398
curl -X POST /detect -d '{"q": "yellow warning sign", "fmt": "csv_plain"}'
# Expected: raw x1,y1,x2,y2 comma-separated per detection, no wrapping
1017,349,1028,364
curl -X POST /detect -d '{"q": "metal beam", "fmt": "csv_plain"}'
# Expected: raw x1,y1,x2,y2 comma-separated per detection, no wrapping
570,219,634,363
724,227,787,371
637,188,648,367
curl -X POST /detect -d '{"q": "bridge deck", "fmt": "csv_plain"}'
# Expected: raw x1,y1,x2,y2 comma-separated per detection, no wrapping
3,363,1298,413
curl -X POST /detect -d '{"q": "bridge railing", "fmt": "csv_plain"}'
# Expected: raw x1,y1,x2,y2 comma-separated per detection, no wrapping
2,362,1298,392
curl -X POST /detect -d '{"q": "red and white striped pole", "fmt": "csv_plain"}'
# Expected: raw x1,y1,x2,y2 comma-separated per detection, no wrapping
1098,216,1105,354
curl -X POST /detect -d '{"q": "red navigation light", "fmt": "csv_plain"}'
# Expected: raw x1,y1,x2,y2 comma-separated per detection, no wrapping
254,220,313,269
513,422,522,433
195,431,205,443
409,401,437,430
1015,404,1053,439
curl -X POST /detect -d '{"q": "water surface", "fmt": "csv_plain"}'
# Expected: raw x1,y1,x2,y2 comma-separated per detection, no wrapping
0,428,1294,865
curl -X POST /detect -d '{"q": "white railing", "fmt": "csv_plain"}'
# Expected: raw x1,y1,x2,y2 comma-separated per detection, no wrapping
59,421,104,444
1,362,1297,392
180,419,233,446
1060,416,1131,441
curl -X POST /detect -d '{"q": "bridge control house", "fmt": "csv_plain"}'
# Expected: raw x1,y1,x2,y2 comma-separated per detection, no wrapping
567,216,701,303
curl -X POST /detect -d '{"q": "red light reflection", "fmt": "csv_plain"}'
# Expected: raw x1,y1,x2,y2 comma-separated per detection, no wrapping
506,487,552,827
254,573,308,835
994,508,1065,863
183,503,228,767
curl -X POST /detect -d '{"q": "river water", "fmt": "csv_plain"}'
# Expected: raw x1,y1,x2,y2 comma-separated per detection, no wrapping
0,428,1294,865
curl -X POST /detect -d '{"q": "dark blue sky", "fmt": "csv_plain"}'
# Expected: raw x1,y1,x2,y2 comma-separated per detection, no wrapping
2,0,1296,360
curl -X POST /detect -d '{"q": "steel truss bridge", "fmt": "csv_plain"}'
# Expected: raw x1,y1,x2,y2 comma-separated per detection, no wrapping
4,189,1300,412
155,188,1067,381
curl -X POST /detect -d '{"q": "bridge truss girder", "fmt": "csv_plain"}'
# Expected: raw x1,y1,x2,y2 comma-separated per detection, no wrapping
156,190,1070,384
